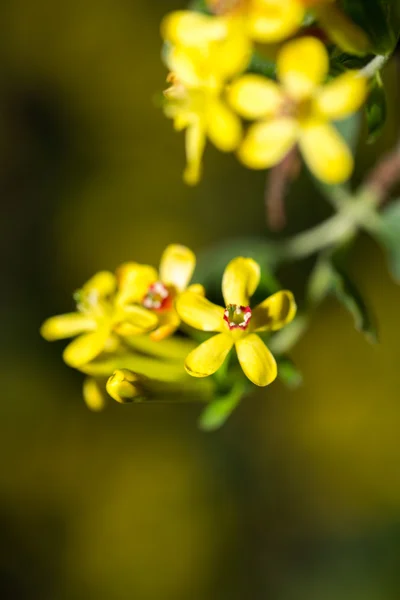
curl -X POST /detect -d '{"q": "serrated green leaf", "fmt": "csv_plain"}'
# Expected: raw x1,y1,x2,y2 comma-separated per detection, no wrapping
341,0,400,55
374,199,400,282
330,261,378,343
366,73,387,143
278,357,303,390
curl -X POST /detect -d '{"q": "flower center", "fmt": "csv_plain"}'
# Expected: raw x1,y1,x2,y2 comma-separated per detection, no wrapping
223,304,252,330
278,95,313,121
142,281,173,312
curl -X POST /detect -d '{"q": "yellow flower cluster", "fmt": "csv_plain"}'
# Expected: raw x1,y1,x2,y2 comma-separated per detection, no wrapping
41,246,297,410
161,1,369,185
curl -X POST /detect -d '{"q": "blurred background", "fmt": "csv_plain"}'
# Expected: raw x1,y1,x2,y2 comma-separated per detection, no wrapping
1,1,400,598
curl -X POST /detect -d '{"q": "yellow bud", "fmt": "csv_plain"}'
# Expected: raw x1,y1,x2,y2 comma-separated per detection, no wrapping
106,369,144,404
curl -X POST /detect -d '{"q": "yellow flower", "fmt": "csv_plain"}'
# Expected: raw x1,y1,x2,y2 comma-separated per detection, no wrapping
176,257,296,386
116,244,203,342
207,0,305,44
228,36,367,183
161,11,250,184
40,270,158,369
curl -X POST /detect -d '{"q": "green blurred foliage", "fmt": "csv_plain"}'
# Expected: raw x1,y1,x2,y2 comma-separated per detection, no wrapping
1,1,400,599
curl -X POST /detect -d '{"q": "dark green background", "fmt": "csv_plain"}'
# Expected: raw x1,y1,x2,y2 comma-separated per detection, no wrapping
1,1,400,598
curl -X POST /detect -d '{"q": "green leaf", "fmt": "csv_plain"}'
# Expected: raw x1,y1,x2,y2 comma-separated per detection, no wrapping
307,250,377,342
330,261,378,343
366,73,387,143
268,315,310,355
188,0,212,14
277,357,303,390
341,0,400,55
374,199,400,282
247,50,276,80
198,381,245,431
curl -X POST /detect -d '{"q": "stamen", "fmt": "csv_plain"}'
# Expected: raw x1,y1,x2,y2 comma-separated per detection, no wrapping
142,281,173,312
223,304,252,330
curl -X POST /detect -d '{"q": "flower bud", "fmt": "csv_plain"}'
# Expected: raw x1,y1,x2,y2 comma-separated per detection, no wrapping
83,377,107,412
106,369,145,404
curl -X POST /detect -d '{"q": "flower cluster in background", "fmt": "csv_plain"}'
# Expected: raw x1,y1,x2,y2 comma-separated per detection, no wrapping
41,246,296,426
160,1,371,184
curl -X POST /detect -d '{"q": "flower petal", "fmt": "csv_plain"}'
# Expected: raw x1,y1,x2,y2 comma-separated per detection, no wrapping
213,20,251,80
40,313,96,341
63,330,110,368
222,257,260,306
187,283,206,296
236,334,277,386
83,377,107,412
207,99,242,152
184,120,207,185
251,291,297,332
161,11,228,48
185,333,233,377
150,311,180,342
315,71,367,120
247,0,304,43
228,74,283,120
299,121,353,184
114,305,159,336
159,244,196,291
83,271,116,297
277,36,329,100
116,262,158,304
176,291,225,332
239,118,298,169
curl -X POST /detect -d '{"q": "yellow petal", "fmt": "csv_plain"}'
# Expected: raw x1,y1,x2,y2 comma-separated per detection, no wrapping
235,334,277,386
63,330,110,368
228,74,283,120
40,313,96,341
83,377,107,412
164,46,203,88
187,283,206,296
150,311,180,342
299,121,353,184
176,291,225,332
161,11,228,47
185,333,234,377
251,290,297,332
83,271,116,297
222,257,260,306
114,305,159,336
116,262,158,304
316,71,367,120
184,120,206,185
207,99,242,152
239,117,298,170
159,244,196,292
277,36,329,100
213,20,251,80
247,0,304,43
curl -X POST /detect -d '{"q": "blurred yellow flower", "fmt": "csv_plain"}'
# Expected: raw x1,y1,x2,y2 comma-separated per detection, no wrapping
176,257,296,386
161,11,251,184
229,36,367,183
41,271,158,369
207,0,305,43
116,244,203,342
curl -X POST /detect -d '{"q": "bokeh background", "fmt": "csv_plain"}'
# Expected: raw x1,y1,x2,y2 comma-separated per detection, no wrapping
1,1,400,598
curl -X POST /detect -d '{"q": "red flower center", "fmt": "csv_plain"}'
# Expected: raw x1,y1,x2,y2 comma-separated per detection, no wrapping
142,282,173,312
223,304,252,330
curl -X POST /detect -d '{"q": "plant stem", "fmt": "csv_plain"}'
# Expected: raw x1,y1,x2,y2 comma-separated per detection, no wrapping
359,54,388,78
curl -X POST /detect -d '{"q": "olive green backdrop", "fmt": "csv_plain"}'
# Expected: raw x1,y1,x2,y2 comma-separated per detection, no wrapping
1,1,400,598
